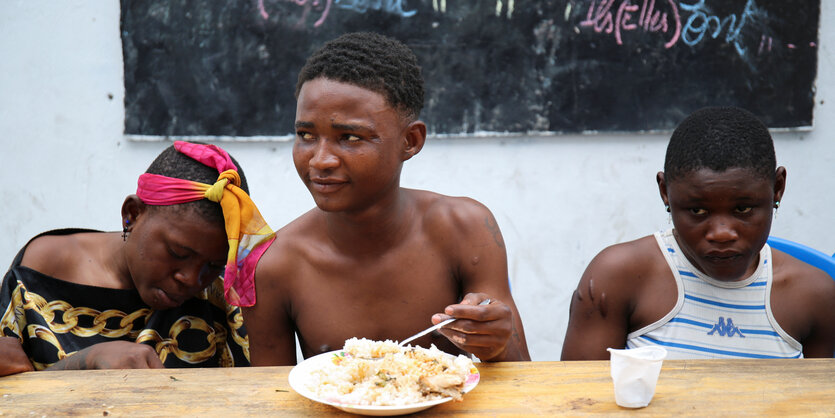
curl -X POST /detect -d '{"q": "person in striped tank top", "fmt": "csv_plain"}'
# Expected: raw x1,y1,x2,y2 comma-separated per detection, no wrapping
561,106,835,360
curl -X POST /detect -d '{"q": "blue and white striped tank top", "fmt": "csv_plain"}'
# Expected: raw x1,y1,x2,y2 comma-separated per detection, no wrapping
626,228,802,359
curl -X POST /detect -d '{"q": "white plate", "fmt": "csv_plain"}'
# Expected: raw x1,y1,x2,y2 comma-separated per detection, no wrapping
288,350,480,416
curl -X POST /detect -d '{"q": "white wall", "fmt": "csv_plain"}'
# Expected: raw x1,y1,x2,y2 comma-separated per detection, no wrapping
2,1,833,361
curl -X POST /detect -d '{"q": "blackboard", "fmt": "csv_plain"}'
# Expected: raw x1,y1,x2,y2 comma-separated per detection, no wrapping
121,0,820,138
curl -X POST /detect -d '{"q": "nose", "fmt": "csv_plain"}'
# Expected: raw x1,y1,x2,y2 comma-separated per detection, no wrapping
309,139,340,170
705,216,739,243
173,264,204,292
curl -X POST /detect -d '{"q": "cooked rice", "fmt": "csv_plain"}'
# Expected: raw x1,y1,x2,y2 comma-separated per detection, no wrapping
304,338,476,406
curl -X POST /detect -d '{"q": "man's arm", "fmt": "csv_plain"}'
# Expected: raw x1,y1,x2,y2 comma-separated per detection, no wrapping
560,245,638,360
432,198,530,361
242,248,298,366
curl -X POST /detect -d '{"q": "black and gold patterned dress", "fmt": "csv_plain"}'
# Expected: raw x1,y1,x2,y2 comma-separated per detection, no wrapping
0,229,249,370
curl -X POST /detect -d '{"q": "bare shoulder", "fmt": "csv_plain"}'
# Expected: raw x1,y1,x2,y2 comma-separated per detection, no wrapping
584,235,665,286
247,211,316,324
575,234,673,314
407,189,508,288
410,189,499,239
770,249,835,355
771,249,835,307
256,209,322,285
562,234,669,359
19,233,79,277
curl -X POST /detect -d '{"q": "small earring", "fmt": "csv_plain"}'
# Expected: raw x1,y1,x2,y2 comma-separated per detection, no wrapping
122,219,130,241
665,205,671,224
773,201,780,219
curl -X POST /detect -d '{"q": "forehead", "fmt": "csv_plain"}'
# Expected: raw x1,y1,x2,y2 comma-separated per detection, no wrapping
667,167,773,200
296,78,399,120
147,206,224,236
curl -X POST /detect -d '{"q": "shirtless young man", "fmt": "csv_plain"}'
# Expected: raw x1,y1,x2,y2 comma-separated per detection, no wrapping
243,32,529,365
561,106,835,360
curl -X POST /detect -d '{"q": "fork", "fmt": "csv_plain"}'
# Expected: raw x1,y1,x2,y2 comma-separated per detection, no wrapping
398,298,492,347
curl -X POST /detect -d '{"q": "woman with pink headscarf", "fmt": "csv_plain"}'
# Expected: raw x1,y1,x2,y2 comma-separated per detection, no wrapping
0,141,274,375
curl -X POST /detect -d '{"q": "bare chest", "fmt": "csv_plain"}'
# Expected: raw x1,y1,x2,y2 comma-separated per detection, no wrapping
287,243,465,358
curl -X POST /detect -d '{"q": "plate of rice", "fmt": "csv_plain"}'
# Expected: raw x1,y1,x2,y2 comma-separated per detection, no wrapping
288,338,480,416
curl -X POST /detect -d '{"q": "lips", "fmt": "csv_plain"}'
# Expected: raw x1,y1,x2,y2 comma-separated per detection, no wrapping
310,177,347,193
154,288,186,309
703,251,743,264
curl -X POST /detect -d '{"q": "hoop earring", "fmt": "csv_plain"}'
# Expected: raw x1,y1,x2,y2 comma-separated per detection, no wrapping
122,219,130,241
665,205,671,224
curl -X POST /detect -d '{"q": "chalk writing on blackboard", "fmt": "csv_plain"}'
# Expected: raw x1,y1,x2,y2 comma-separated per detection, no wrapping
578,0,795,69
121,0,819,139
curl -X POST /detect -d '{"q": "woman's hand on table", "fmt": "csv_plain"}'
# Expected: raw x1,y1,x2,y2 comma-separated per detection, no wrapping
48,341,164,370
0,336,34,376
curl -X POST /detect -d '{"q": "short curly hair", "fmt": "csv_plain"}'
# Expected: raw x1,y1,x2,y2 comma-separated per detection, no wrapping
664,106,776,183
144,142,249,224
295,31,425,120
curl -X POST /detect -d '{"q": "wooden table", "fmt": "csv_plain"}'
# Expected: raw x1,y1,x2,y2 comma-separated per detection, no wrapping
1,359,833,416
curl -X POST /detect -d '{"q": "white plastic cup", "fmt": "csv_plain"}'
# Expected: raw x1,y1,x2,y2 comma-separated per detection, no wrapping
607,346,667,408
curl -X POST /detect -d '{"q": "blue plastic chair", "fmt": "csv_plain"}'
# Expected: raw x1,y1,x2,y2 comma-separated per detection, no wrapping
766,236,835,281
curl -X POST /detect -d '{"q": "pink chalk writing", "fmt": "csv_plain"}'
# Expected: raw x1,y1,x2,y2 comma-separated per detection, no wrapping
259,0,333,27
295,0,332,27
580,0,682,49
258,0,270,19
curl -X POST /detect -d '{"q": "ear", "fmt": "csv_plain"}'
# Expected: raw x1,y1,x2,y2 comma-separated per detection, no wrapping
656,171,670,208
773,166,787,205
121,195,147,232
401,120,426,162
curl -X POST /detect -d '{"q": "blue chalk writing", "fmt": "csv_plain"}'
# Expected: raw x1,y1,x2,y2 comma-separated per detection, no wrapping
334,0,417,18
579,0,773,62
259,0,416,28
680,0,762,57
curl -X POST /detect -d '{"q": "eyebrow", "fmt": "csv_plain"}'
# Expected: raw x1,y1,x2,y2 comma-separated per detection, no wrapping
333,122,372,132
172,242,226,264
294,120,372,132
171,242,197,255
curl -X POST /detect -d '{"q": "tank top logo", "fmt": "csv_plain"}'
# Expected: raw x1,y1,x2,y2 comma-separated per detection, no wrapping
707,317,745,338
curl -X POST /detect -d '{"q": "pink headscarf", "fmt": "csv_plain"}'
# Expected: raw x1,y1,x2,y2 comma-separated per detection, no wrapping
136,141,274,307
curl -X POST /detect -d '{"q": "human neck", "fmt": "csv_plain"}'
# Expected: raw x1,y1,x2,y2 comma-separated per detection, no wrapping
100,232,136,289
322,189,414,255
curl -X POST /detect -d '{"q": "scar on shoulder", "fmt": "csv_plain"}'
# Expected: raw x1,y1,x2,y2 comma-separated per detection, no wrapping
483,216,505,249
574,278,608,317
